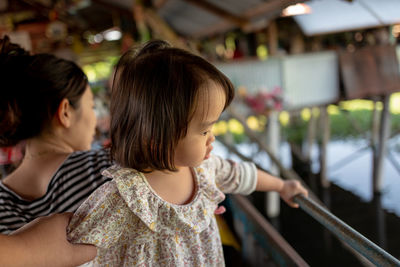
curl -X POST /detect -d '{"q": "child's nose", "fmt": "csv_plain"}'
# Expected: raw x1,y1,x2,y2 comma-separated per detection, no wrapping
207,133,215,145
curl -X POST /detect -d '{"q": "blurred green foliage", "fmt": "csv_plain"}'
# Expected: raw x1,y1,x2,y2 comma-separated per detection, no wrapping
219,109,400,145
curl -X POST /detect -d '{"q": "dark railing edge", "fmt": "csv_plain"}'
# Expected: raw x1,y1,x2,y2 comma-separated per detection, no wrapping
230,194,310,267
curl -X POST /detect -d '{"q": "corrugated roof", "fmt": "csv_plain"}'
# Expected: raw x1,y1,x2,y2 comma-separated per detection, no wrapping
158,0,222,37
294,0,400,36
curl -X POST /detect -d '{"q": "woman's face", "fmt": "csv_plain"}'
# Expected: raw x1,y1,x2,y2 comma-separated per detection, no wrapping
68,85,97,151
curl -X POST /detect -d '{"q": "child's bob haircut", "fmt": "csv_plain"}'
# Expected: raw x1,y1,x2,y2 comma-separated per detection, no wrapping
110,40,235,172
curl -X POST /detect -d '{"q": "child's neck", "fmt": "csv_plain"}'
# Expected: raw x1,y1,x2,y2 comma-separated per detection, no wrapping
144,166,197,205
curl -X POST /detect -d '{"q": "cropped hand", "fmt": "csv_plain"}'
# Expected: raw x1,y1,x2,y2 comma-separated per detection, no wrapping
11,213,97,267
279,180,308,208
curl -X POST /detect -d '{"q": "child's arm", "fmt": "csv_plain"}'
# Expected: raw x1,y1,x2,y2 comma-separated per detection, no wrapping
209,155,307,205
256,169,308,208
1,213,97,267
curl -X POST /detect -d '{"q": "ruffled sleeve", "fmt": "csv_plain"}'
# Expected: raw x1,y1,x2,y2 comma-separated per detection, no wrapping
201,155,257,195
67,181,130,249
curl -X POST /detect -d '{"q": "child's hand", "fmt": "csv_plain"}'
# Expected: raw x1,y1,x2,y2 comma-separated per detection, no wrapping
279,180,308,208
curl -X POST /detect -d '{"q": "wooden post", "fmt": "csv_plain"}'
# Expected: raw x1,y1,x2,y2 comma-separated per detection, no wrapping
319,105,331,188
143,8,192,51
371,97,380,191
304,107,317,162
373,195,387,249
265,19,280,219
133,0,151,43
267,20,278,56
373,95,391,194
265,111,281,218
290,33,305,54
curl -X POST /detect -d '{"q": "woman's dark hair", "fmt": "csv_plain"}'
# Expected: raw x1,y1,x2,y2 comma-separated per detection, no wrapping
110,40,235,172
0,35,88,147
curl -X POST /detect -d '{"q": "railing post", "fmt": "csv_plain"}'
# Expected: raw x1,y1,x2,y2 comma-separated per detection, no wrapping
265,110,281,219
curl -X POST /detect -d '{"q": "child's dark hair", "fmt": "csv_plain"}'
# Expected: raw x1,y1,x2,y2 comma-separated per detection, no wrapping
110,40,235,172
0,35,88,147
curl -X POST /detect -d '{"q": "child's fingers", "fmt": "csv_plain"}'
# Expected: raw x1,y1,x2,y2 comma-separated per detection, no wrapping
286,198,300,208
291,180,308,198
298,185,308,197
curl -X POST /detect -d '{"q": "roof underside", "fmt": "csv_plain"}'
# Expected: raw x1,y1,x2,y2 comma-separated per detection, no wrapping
1,0,305,39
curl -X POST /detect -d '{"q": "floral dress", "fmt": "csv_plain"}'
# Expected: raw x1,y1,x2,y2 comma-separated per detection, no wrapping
67,155,257,266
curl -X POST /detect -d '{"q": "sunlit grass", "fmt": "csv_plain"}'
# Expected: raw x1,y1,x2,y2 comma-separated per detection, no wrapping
340,99,375,111
337,93,400,114
327,105,340,115
214,93,400,144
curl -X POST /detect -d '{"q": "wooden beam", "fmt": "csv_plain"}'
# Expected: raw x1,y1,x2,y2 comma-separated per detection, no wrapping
267,19,278,55
183,0,248,27
92,0,132,16
143,8,181,46
188,0,307,37
143,8,199,53
153,0,169,9
191,20,233,39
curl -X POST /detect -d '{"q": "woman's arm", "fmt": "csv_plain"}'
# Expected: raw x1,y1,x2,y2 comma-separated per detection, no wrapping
256,169,308,208
0,213,97,267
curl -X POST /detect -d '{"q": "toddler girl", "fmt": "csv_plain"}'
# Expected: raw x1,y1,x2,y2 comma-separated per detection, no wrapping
68,40,307,266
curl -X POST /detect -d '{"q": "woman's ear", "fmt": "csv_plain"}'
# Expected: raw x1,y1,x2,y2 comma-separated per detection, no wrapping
56,98,73,128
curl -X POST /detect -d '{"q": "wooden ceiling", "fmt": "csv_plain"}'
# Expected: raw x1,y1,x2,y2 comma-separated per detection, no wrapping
1,0,306,40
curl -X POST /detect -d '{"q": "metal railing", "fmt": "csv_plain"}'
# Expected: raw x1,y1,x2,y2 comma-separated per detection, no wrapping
219,108,400,267
220,134,400,266
294,194,400,267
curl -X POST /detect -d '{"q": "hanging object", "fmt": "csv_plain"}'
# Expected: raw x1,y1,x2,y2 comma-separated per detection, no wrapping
242,86,283,116
46,20,67,41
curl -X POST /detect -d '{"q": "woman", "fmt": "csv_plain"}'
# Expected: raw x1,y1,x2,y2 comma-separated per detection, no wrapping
0,35,111,265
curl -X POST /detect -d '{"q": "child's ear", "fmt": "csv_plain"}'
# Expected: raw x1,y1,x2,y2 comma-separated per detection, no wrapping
56,98,73,128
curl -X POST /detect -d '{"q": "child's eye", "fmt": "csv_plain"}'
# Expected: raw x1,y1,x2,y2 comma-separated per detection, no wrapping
202,131,209,136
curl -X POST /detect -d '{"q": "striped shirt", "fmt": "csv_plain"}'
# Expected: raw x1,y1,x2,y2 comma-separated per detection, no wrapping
0,149,112,234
